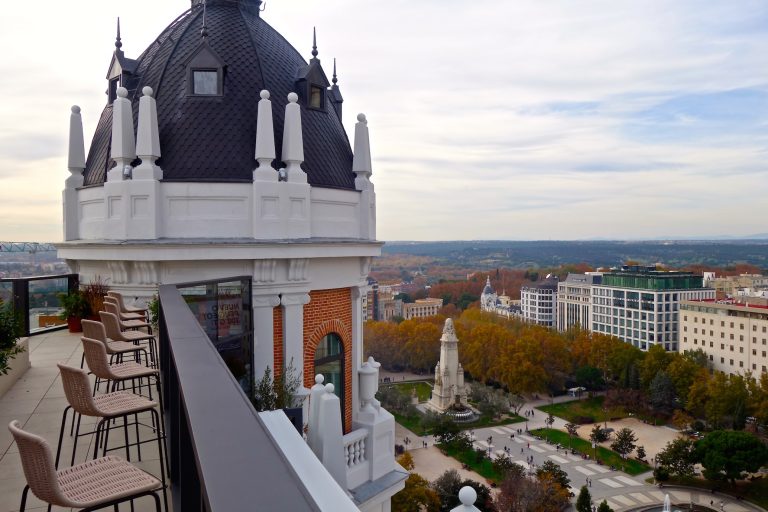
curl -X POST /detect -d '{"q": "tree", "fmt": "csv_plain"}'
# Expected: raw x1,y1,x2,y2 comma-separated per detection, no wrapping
656,438,696,478
398,451,415,471
575,486,592,512
565,422,579,448
636,445,646,461
597,500,614,512
431,469,462,512
694,430,768,483
653,466,670,482
649,370,676,413
610,427,637,459
536,460,570,490
589,424,609,444
575,365,604,390
545,411,555,429
640,344,671,388
392,472,440,512
671,409,694,432
492,453,518,478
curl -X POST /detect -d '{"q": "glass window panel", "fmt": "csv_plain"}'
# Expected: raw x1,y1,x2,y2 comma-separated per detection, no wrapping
310,86,322,108
194,70,218,95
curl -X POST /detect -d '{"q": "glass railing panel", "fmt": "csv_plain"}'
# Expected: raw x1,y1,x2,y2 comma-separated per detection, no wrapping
28,277,68,333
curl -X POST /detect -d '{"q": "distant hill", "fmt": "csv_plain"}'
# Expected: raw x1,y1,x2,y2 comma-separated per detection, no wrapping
381,240,768,270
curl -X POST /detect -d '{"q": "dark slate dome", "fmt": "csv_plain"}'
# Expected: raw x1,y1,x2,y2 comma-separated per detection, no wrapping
83,0,354,189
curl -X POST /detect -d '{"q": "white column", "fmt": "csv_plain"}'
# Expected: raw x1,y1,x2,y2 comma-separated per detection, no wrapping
109,86,135,182
252,293,281,380
351,286,364,420
282,92,306,183
64,105,85,241
352,113,376,240
280,292,310,377
254,89,276,181
134,86,162,180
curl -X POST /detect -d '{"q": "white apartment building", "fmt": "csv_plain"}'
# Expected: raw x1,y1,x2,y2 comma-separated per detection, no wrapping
557,273,602,331
591,266,715,351
680,300,768,374
402,298,443,319
521,277,559,327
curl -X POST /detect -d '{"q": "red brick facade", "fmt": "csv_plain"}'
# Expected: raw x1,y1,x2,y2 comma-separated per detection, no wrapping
272,306,284,377
302,288,353,432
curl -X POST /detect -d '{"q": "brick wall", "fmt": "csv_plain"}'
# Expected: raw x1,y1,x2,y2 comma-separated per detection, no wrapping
272,306,283,377
302,288,353,432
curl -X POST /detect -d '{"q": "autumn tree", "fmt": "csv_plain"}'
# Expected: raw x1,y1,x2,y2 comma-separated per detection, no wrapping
392,453,440,512
536,460,570,490
610,428,637,458
694,430,768,484
656,438,696,478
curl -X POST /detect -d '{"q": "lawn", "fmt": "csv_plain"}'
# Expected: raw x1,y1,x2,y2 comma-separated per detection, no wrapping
439,443,504,483
537,396,614,424
384,381,434,402
394,412,525,437
531,428,651,476
665,475,768,510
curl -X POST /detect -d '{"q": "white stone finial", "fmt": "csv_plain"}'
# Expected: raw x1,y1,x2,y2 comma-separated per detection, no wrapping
254,89,277,180
442,318,456,339
459,486,476,505
325,383,334,394
352,112,372,191
66,105,86,189
281,92,306,183
315,374,324,384
110,86,136,181
134,85,162,180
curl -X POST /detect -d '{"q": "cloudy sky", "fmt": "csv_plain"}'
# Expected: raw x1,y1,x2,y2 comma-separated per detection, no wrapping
1,0,766,242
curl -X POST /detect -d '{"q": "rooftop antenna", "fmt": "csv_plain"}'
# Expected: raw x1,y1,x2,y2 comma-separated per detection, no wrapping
201,0,208,40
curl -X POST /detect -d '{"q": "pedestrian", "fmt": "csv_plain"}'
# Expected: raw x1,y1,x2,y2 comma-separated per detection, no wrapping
521,447,524,454
527,442,530,448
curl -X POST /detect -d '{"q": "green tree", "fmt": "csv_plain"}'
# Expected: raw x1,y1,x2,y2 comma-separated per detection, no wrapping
694,430,768,483
565,422,579,448
610,427,637,458
0,300,24,375
536,460,570,490
575,365,604,390
649,370,676,413
636,445,646,460
640,344,671,388
597,500,614,512
575,486,592,512
589,424,609,444
392,473,440,512
656,438,696,478
492,453,517,478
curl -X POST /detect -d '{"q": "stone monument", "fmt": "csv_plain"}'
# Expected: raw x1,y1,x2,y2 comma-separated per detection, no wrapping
427,318,468,413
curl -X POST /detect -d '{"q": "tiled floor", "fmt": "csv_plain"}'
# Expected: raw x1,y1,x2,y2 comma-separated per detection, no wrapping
0,330,167,512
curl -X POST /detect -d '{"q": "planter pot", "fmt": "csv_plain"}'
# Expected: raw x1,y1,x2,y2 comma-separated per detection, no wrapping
0,338,30,398
67,317,83,333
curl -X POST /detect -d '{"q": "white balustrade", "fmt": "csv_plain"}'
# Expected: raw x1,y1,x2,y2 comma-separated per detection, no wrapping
342,428,368,468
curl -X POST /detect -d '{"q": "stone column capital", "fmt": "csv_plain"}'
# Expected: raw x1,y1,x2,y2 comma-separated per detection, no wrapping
252,294,281,308
280,292,311,306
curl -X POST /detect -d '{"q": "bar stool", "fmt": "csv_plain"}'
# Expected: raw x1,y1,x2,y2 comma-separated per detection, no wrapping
107,290,148,318
54,364,168,510
104,300,152,334
100,311,158,368
103,295,146,322
81,319,149,369
8,420,163,512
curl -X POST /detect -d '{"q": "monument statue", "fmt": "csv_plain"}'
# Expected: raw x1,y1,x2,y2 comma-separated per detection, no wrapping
426,318,468,413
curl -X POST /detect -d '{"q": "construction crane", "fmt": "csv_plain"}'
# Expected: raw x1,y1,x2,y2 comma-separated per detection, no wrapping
0,242,57,254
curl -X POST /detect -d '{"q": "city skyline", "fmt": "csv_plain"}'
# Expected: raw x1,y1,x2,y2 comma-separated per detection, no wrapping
1,0,766,242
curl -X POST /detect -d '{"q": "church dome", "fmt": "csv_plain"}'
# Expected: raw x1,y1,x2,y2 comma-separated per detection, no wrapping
482,276,494,295
83,0,353,189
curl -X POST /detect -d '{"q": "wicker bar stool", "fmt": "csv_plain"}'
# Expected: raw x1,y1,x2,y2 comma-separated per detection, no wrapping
100,311,158,368
106,291,148,318
54,364,168,510
103,295,146,322
81,319,149,369
8,420,163,512
104,301,152,334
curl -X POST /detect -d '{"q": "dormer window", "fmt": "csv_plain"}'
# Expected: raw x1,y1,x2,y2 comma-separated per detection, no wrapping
309,85,324,109
193,70,218,95
185,42,226,97
108,77,120,103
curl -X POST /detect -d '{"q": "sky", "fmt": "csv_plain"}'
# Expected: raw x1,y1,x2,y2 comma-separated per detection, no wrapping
1,0,767,242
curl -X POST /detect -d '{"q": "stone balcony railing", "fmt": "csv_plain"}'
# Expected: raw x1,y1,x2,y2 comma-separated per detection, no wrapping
343,428,370,489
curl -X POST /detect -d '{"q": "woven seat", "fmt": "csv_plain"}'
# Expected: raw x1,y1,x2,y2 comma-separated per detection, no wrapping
8,420,162,512
104,301,151,332
104,295,146,321
100,311,157,367
107,291,148,316
82,319,149,359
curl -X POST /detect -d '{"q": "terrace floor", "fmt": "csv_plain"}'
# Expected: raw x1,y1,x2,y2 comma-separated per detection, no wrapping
0,330,167,512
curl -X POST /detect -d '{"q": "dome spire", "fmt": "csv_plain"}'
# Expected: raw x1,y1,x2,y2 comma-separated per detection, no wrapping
332,58,338,85
311,26,319,61
200,0,209,40
115,17,123,52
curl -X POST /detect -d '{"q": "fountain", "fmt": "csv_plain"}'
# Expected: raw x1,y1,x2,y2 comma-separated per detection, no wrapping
632,494,716,512
664,495,671,512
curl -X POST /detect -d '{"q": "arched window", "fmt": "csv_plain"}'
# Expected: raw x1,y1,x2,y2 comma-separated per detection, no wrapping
314,332,344,408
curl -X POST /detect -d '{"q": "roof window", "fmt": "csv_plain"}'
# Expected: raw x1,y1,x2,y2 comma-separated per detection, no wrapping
185,43,225,97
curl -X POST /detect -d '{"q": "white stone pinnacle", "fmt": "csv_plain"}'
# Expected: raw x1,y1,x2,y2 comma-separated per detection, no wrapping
66,105,85,189
352,112,372,191
134,85,162,180
254,88,276,180
281,92,307,183
110,86,136,181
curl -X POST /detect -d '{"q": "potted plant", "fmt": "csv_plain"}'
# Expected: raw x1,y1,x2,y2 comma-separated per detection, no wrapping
0,299,25,376
82,276,109,320
59,290,90,333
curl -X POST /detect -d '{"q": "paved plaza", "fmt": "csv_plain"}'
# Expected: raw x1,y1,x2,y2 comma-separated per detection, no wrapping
391,377,765,512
